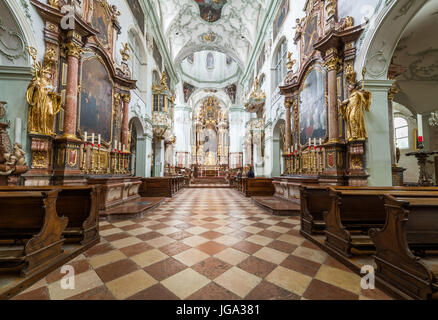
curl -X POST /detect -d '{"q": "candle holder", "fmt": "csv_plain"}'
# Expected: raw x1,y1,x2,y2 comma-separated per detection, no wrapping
96,144,101,174
81,142,87,173
90,144,96,174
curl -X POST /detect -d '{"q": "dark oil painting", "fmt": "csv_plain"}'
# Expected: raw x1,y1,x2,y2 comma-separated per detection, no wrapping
299,66,327,145
80,58,113,142
183,82,196,103
194,0,227,23
91,0,112,52
127,0,145,34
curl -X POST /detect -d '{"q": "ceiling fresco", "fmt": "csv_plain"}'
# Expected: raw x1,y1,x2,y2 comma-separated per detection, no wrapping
194,0,228,23
155,0,270,69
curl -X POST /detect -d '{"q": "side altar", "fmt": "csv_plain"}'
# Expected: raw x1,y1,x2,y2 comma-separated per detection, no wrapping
19,0,141,209
277,0,369,188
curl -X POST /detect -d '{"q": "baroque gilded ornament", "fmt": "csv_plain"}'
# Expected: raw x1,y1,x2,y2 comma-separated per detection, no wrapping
26,47,61,135
120,43,130,62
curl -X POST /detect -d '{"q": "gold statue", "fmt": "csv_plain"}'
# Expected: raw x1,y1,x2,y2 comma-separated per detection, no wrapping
120,43,130,62
339,83,372,141
26,47,61,135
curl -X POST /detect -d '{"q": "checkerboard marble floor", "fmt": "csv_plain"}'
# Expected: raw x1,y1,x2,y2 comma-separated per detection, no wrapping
12,188,391,300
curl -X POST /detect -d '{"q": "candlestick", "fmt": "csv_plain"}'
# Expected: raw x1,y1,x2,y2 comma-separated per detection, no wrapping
417,114,423,138
91,133,95,145
319,138,322,146
295,143,298,152
119,142,121,151
122,144,125,152
313,138,316,146
114,139,118,151
84,131,87,142
308,138,311,146
98,134,101,145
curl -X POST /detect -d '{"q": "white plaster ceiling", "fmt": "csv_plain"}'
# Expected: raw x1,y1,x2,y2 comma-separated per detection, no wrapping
392,0,438,115
156,0,269,70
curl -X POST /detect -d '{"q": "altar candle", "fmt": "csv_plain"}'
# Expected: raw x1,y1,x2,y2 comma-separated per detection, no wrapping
417,114,423,138
119,142,121,151
313,138,317,146
123,144,125,152
91,133,95,145
84,131,87,142
114,139,117,150
295,143,298,152
98,134,101,146
319,138,322,146
308,138,311,146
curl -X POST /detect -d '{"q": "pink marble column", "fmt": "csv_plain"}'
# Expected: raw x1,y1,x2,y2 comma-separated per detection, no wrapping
64,41,81,138
121,94,130,149
285,100,292,151
325,48,339,141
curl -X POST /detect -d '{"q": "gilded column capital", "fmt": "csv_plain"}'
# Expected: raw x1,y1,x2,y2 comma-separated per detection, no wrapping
64,41,82,58
388,84,399,101
324,48,342,72
122,94,131,103
284,100,293,109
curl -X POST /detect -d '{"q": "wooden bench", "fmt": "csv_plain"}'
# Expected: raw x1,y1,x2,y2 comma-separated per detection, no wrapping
0,190,68,277
370,195,438,300
140,176,185,198
300,186,438,238
0,186,101,246
240,178,275,198
300,185,331,237
324,188,438,258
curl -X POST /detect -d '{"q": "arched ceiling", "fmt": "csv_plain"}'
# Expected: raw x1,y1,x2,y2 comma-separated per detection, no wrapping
157,0,270,70
392,0,438,115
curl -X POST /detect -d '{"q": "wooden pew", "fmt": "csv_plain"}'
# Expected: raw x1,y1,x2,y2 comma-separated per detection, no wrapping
370,195,438,300
0,186,101,246
140,176,185,198
324,188,438,258
300,186,438,238
240,177,275,198
300,185,331,237
0,190,68,277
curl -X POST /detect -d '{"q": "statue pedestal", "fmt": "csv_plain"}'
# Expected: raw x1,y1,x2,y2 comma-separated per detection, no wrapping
345,140,369,186
319,141,347,186
23,133,54,186
392,166,406,186
52,136,86,186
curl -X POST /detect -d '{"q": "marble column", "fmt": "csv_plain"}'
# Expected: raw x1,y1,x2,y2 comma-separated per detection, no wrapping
63,41,81,138
364,79,394,186
325,48,339,141
121,94,130,150
388,85,398,165
284,100,292,151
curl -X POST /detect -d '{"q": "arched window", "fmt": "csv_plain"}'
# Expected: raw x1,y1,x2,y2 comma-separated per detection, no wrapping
394,117,409,149
128,30,146,94
273,39,288,89
206,52,214,69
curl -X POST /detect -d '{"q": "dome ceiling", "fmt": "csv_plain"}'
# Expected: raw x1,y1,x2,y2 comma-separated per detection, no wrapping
154,0,270,70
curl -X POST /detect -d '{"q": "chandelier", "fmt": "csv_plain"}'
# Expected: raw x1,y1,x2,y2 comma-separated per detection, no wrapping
429,111,438,127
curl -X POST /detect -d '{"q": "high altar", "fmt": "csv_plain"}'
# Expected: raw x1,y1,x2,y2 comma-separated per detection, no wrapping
192,96,229,176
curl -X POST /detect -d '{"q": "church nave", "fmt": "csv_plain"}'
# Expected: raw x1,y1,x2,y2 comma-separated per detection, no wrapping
12,188,390,301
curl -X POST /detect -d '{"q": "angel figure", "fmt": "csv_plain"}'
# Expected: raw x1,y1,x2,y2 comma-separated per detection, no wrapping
339,83,372,141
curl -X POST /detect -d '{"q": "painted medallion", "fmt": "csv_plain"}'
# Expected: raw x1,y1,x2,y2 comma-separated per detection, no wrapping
194,0,227,23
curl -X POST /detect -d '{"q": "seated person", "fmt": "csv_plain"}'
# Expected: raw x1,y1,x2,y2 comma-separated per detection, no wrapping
247,166,255,178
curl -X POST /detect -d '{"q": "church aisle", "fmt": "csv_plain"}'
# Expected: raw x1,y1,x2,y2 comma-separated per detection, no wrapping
13,189,391,300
